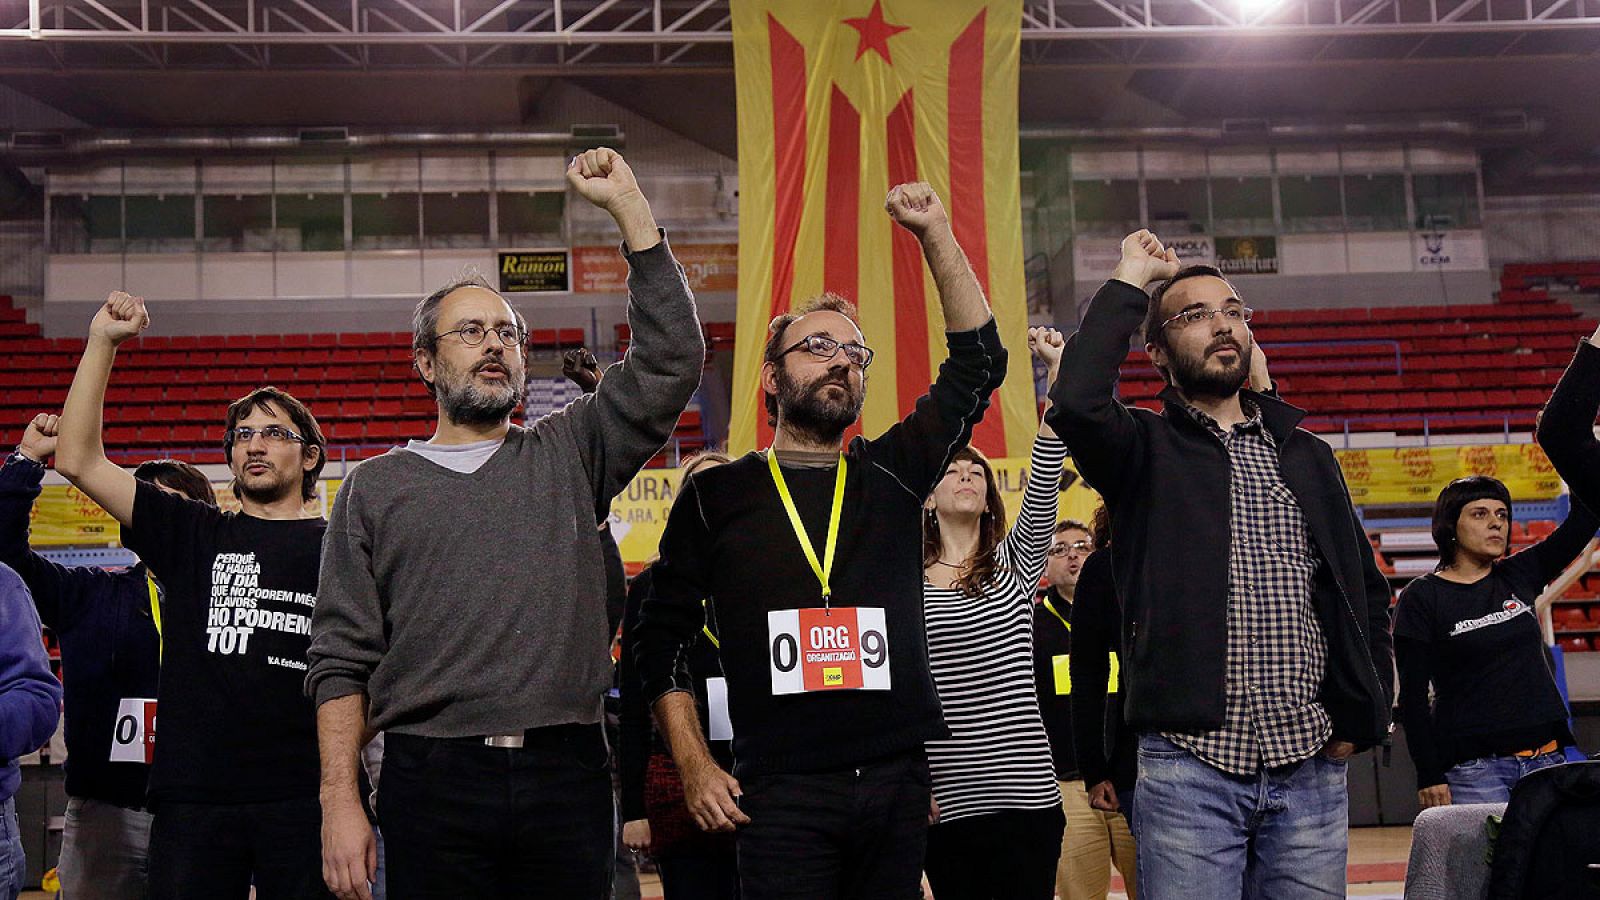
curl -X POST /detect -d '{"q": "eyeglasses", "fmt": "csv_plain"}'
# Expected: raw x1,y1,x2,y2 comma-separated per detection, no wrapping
1159,305,1253,332
1047,540,1092,558
227,425,306,447
437,323,527,349
780,334,875,369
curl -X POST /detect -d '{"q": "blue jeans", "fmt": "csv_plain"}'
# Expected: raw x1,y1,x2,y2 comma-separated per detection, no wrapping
1444,750,1566,804
1133,734,1347,900
0,796,24,900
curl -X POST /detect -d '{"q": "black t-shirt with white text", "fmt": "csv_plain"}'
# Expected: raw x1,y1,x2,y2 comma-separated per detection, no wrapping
124,480,325,803
1394,539,1582,788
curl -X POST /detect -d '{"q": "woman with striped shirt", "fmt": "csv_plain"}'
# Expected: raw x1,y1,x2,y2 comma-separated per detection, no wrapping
921,326,1068,900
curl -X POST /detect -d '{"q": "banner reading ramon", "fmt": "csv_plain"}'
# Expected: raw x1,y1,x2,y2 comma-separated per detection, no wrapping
498,250,570,293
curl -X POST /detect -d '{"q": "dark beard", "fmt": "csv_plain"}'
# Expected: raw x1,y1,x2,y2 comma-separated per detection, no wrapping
237,470,300,506
1168,340,1251,400
775,364,863,442
435,359,525,426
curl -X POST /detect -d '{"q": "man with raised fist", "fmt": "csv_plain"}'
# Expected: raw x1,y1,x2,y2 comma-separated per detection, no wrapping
307,148,704,900
0,413,215,900
632,183,1007,899
1045,232,1393,899
55,292,332,899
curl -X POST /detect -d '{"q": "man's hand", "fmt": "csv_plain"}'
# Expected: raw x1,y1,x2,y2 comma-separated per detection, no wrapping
18,414,59,463
320,796,376,900
562,347,603,393
1248,342,1271,393
1418,784,1452,809
1086,780,1122,813
89,291,149,346
622,818,652,853
1320,739,1356,761
885,183,950,240
1111,230,1180,290
929,794,941,825
568,148,644,214
679,756,750,833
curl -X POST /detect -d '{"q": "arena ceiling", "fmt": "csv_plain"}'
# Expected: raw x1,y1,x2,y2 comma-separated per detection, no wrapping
1,0,1598,187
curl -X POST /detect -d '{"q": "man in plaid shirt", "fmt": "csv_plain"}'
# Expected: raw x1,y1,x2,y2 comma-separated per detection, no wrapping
1048,231,1394,899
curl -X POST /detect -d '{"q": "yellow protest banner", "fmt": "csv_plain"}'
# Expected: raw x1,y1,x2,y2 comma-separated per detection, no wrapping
29,479,338,547
1336,443,1562,505
29,484,121,546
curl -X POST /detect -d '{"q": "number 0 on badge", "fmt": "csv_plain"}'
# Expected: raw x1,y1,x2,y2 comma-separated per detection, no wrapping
768,607,891,695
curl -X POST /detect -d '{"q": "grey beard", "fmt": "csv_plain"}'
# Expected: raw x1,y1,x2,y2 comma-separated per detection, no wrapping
438,377,523,426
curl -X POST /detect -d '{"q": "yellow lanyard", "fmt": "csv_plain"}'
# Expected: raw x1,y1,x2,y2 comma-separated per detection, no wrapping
767,450,848,612
1041,595,1071,632
700,599,720,650
145,574,163,663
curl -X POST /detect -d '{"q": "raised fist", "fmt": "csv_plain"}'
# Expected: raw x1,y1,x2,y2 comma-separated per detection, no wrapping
18,413,59,463
90,291,149,346
1028,326,1065,372
1113,230,1181,289
885,183,949,238
562,347,602,393
567,148,644,214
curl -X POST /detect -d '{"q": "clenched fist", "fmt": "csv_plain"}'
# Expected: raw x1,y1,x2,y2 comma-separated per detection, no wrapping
1028,326,1065,373
90,291,149,346
1112,230,1181,290
567,148,645,214
885,183,949,239
18,413,59,463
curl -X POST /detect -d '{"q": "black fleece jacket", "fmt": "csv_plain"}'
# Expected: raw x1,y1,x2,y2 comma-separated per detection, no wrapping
1045,279,1394,748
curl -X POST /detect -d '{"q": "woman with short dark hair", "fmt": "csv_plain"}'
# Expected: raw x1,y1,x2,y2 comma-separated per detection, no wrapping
1394,474,1595,808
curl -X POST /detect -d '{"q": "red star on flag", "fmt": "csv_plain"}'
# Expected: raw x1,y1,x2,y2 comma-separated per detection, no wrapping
844,0,909,64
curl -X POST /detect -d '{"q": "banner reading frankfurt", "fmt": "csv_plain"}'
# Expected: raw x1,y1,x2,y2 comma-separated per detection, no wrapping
728,0,1035,456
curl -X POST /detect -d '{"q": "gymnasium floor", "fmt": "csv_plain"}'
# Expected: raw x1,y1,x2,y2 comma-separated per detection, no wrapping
17,826,1415,898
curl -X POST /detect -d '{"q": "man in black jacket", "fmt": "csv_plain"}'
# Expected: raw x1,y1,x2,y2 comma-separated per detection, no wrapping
0,413,217,900
1047,231,1393,899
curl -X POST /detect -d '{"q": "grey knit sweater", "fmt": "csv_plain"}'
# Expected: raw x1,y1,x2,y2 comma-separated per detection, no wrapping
305,237,704,736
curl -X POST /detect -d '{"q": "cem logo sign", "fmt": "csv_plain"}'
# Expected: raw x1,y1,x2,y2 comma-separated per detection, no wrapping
1420,231,1451,266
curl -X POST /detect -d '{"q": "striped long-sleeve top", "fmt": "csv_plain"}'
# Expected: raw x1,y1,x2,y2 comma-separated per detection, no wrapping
923,435,1066,822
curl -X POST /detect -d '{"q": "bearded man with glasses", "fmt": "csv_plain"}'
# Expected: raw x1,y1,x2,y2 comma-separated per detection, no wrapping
55,290,333,899
632,182,1008,900
1047,231,1394,899
307,148,706,900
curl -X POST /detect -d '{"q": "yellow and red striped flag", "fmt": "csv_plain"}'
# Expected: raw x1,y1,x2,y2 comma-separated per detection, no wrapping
728,0,1036,457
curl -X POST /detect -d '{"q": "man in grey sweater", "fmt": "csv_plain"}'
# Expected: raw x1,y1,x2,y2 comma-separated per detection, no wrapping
307,147,705,900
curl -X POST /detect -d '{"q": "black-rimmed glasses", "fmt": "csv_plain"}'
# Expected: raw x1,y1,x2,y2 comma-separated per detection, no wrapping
780,334,875,369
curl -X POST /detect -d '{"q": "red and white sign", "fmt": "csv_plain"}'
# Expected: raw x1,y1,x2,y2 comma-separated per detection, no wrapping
767,607,891,695
110,698,157,764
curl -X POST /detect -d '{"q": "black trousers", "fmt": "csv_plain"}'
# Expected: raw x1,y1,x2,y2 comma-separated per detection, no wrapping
658,847,740,900
922,806,1065,900
735,750,930,900
147,796,331,900
378,725,615,900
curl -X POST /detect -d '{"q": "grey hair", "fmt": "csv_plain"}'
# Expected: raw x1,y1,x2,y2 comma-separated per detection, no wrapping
411,268,528,397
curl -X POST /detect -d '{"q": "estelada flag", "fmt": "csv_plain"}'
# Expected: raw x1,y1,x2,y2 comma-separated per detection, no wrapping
728,0,1037,457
